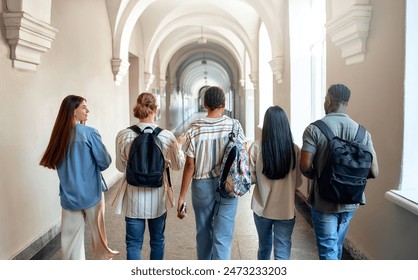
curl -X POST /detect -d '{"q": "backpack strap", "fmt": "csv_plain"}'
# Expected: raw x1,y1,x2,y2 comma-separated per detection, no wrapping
128,125,143,135
153,126,163,136
150,126,172,187
354,124,366,142
313,121,367,143
128,125,163,136
312,120,368,182
229,119,238,141
312,120,335,141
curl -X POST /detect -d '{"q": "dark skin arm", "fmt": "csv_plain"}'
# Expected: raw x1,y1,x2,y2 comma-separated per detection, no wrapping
300,150,315,179
177,156,195,219
368,154,379,179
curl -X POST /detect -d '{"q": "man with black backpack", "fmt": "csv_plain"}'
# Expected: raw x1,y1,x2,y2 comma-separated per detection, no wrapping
300,84,379,260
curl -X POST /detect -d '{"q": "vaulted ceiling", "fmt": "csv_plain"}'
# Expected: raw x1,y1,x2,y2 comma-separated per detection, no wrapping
107,0,286,95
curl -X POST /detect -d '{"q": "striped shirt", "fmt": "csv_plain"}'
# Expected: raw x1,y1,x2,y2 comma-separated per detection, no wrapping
185,115,246,179
113,123,185,219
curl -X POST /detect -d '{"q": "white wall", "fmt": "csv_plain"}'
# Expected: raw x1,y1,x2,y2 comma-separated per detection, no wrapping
0,0,128,259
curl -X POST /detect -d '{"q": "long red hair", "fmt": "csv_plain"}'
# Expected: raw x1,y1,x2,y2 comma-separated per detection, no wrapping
39,95,85,169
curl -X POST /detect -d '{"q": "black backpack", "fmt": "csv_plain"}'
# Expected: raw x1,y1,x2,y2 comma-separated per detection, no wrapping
125,125,168,188
313,120,373,204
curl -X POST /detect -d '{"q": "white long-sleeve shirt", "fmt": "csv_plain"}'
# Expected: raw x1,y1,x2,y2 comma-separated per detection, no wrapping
113,123,185,219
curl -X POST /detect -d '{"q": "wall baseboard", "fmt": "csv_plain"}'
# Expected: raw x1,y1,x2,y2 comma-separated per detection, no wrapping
344,238,368,260
12,222,61,260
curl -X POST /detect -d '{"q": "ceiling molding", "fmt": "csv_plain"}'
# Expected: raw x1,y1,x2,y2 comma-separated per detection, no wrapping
112,58,130,86
3,9,57,71
326,3,372,65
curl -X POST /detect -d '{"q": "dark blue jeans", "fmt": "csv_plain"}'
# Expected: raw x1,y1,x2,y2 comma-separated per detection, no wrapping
125,212,167,260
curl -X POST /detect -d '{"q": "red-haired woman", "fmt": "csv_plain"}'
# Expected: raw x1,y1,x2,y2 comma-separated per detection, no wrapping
40,95,118,260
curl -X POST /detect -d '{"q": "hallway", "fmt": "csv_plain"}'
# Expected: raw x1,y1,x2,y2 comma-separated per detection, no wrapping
3,0,418,262
34,169,321,260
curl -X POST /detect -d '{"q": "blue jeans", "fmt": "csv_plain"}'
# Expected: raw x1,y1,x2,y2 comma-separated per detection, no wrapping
125,212,167,260
311,208,355,260
253,213,295,260
191,177,239,260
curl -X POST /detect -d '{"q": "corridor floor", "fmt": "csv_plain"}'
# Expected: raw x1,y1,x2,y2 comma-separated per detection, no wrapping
33,167,323,260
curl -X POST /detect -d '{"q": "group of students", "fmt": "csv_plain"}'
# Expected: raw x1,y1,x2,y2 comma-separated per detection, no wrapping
39,84,378,261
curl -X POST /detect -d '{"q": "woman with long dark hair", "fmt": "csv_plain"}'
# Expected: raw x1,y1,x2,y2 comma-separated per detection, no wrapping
40,95,118,260
248,105,302,260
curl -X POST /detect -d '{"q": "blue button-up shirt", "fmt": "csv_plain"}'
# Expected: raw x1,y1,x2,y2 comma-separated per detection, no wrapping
57,124,111,210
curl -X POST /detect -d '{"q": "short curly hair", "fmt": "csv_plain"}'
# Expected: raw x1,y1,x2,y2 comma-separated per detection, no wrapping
328,84,351,104
204,86,225,110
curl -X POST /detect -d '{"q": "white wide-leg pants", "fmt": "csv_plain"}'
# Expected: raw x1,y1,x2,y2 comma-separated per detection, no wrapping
61,195,119,260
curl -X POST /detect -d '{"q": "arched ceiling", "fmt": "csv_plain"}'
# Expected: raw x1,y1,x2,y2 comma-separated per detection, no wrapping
107,0,285,91
177,51,232,97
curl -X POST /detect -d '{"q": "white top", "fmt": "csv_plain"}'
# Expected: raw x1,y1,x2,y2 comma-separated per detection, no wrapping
113,123,185,219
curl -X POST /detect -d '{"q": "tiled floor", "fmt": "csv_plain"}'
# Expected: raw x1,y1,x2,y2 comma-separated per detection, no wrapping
33,168,322,260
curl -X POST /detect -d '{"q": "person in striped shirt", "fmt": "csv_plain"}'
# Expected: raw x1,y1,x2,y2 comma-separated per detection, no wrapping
113,92,186,260
177,86,247,260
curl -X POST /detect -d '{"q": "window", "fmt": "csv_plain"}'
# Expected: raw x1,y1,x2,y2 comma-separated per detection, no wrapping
385,0,418,215
290,0,326,146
